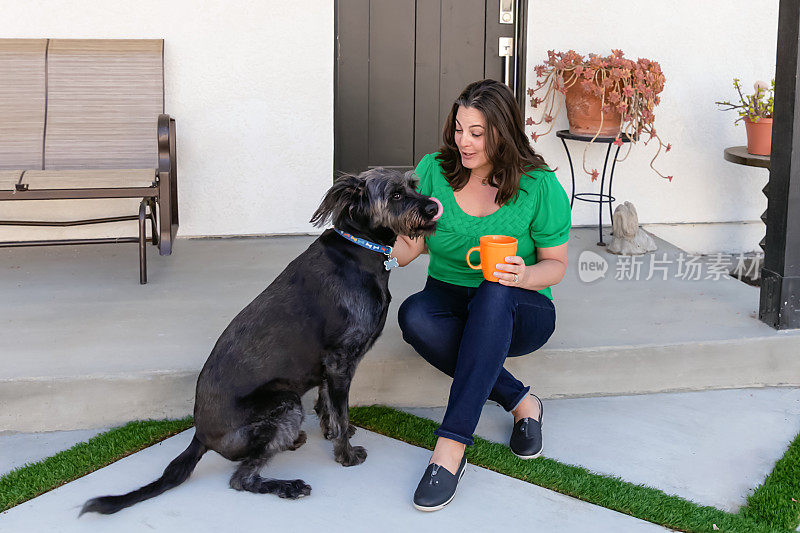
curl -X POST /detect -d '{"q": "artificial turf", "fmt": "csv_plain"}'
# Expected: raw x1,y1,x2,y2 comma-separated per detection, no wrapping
737,430,800,530
0,406,797,533
0,416,193,513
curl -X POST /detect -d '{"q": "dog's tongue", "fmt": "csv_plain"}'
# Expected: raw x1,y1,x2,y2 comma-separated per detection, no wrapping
431,197,443,221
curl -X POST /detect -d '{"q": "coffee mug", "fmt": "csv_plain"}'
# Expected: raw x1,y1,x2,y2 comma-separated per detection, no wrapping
466,235,518,282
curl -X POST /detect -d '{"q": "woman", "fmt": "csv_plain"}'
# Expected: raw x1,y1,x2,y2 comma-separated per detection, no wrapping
391,79,571,511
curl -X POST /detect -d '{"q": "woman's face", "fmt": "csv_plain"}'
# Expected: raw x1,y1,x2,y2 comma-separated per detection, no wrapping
454,106,492,177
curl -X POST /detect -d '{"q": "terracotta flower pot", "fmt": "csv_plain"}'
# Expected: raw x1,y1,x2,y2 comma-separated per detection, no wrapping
563,74,621,136
744,117,772,156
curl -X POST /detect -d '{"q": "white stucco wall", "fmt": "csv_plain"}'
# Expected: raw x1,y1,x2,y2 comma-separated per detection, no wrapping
0,1,780,242
525,0,778,227
0,0,333,240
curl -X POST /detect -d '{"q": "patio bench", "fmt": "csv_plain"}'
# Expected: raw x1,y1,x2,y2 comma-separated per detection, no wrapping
0,39,177,284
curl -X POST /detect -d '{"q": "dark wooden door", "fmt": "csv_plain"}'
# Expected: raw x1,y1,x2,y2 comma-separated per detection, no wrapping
334,0,528,176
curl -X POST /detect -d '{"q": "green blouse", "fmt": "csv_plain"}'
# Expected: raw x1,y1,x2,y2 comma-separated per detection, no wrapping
413,152,572,301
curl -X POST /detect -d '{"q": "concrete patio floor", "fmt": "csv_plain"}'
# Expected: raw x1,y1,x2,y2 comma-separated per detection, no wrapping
2,225,799,431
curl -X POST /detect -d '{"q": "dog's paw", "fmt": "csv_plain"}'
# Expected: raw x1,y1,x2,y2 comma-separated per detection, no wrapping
287,431,307,451
320,418,335,440
336,445,367,467
276,479,312,499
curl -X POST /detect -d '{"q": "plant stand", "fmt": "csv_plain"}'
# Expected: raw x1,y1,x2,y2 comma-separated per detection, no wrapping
723,145,771,287
557,129,632,246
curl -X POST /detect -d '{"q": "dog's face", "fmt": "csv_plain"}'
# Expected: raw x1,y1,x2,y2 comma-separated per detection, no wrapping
310,168,440,239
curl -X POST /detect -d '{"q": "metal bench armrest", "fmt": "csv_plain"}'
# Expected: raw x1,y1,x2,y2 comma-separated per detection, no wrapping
157,114,178,255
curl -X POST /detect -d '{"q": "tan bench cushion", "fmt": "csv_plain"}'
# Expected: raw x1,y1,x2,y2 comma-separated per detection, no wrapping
0,170,23,191
0,40,47,170
45,39,164,170
20,169,157,190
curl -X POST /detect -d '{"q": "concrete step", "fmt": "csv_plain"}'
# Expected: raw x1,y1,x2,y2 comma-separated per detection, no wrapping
2,229,799,432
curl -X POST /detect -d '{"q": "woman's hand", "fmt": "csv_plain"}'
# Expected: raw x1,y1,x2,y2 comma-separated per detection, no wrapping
494,256,529,288
494,247,568,291
391,235,427,267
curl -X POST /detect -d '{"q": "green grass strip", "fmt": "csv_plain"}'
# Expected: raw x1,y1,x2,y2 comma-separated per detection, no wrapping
349,405,790,533
0,416,194,512
738,430,800,530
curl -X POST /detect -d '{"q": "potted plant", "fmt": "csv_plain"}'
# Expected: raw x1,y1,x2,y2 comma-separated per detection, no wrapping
527,49,673,182
715,78,774,156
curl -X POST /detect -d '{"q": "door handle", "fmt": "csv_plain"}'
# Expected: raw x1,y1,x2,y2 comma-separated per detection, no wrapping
499,37,514,89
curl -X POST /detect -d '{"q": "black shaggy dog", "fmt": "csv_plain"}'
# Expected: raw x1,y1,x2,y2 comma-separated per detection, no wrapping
80,168,440,515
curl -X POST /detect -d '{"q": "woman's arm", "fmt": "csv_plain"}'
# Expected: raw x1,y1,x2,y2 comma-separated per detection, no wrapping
391,235,428,267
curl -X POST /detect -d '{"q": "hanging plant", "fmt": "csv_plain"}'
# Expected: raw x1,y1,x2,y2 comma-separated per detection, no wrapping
527,49,673,182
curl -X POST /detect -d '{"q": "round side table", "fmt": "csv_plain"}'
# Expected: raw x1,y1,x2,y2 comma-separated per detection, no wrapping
723,146,770,169
556,129,633,246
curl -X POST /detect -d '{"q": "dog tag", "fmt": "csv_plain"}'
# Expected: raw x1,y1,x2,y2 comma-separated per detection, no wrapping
383,256,399,271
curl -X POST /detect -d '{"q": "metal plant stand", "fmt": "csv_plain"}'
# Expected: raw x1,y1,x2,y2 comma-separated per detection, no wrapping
723,145,771,287
557,129,632,246
723,145,770,253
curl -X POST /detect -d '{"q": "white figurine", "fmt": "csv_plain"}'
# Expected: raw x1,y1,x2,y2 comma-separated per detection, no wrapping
607,201,657,255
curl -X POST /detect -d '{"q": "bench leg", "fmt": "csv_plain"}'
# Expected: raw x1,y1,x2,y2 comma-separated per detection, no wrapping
139,199,148,284
158,171,173,256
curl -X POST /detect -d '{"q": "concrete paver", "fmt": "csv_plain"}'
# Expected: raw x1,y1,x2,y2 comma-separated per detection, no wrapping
404,387,800,513
0,415,671,532
0,428,108,476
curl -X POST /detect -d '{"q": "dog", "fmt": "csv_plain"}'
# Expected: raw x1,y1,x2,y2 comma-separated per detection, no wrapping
80,167,441,515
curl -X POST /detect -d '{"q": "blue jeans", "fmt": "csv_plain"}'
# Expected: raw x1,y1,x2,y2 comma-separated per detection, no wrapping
398,276,556,446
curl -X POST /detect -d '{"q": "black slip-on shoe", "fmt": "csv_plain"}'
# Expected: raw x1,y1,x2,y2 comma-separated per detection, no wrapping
412,454,467,512
509,393,543,459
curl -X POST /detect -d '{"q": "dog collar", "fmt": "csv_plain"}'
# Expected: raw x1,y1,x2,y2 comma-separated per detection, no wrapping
334,229,398,271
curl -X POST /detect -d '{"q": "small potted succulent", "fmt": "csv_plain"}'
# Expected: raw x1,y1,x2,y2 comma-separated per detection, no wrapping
715,78,774,156
527,49,673,182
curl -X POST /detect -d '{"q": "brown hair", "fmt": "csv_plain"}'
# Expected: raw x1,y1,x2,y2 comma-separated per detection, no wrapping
437,79,551,206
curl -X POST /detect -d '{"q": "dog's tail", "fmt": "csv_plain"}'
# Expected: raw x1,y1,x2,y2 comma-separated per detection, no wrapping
79,434,207,516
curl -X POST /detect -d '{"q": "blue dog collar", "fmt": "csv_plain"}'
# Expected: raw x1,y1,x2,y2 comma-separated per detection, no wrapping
334,229,398,271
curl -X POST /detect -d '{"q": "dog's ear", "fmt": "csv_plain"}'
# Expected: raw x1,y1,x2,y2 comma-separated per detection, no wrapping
310,173,367,228
402,169,420,191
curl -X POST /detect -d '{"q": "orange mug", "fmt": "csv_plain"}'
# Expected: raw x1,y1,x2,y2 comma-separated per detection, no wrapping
466,235,518,282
